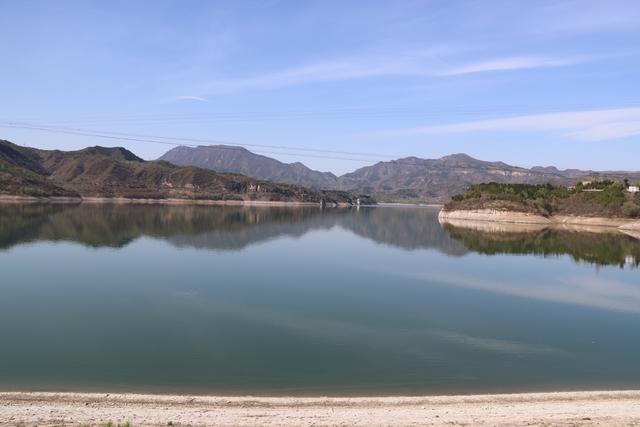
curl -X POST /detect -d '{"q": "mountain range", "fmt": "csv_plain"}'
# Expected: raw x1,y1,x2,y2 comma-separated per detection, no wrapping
160,145,640,203
3,138,639,205
0,139,357,204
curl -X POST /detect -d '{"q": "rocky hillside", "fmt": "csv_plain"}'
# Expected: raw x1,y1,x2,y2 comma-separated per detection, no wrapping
0,139,358,204
338,154,640,203
159,146,640,203
160,145,338,189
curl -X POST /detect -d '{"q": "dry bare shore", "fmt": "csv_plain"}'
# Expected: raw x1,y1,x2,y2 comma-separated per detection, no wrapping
439,209,640,230
1,391,640,426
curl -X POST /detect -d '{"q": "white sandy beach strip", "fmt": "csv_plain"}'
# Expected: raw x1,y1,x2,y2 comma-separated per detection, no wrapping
1,390,640,426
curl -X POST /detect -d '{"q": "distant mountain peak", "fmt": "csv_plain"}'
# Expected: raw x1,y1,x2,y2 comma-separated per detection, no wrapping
159,144,338,188
199,144,251,153
80,146,143,162
440,153,476,161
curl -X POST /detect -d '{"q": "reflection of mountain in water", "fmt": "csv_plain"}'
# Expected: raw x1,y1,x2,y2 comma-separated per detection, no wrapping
444,224,640,268
340,207,467,254
0,204,467,255
3,204,639,266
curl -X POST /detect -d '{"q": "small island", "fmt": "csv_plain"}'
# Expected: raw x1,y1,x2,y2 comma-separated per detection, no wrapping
439,181,640,233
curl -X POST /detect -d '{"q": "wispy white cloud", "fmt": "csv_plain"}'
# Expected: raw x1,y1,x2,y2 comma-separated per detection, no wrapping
440,55,597,76
390,107,640,141
175,95,209,102
190,50,603,94
195,53,436,94
568,121,640,141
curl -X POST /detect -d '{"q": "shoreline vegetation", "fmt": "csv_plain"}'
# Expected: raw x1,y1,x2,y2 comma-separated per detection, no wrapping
1,390,639,426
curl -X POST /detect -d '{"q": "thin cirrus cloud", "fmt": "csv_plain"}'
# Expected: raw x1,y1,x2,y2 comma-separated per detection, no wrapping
194,55,432,94
190,52,601,95
175,95,209,102
389,107,640,142
439,54,597,76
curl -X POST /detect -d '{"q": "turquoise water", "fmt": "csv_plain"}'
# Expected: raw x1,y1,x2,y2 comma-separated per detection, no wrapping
0,204,639,395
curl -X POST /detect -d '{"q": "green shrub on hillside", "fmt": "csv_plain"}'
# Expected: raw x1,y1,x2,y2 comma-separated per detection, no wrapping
622,201,640,218
582,182,625,206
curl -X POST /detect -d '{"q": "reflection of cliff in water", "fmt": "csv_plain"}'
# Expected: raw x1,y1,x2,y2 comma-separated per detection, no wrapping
0,204,467,255
340,207,467,255
443,224,640,268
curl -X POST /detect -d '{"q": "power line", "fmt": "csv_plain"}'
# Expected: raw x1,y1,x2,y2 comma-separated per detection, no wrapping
0,121,389,159
0,123,379,163
0,121,632,177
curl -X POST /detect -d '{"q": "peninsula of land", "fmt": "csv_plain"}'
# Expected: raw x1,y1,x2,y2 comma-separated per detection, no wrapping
440,182,640,231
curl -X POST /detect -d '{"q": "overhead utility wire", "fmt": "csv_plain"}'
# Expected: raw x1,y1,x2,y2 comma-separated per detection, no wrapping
0,123,378,163
0,121,582,175
0,121,391,159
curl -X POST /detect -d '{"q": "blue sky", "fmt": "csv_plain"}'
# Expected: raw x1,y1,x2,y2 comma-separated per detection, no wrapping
1,0,639,174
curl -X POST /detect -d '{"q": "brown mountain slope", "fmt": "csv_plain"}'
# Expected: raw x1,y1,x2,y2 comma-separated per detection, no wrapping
159,145,338,189
0,140,358,203
0,140,75,197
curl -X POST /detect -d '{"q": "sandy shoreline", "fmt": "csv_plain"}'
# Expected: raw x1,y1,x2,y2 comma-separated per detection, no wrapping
1,390,639,426
439,209,640,230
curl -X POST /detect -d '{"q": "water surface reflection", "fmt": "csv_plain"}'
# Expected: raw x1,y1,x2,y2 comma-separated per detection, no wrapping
1,204,639,395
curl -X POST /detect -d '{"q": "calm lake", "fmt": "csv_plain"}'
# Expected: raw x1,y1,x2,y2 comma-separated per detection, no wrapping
1,203,639,396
